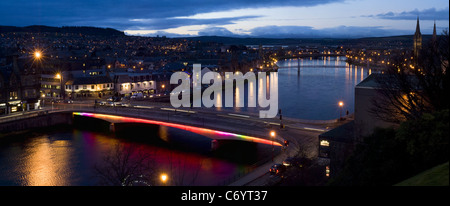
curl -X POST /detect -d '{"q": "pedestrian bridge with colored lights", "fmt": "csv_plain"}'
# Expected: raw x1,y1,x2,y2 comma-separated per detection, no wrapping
73,112,282,147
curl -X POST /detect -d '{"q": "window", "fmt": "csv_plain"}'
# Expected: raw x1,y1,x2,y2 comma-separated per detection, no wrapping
320,140,330,147
75,85,79,90
91,85,94,89
83,85,87,90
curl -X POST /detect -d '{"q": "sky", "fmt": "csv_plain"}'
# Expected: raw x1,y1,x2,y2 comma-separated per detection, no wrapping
0,0,448,38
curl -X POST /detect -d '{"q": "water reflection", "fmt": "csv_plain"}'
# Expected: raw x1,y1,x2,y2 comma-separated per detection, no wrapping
21,138,72,186
217,57,369,120
0,125,274,186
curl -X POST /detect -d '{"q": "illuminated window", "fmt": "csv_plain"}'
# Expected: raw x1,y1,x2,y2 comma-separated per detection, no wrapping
320,140,330,147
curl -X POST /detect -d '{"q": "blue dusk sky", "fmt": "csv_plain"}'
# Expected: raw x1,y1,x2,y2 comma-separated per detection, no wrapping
0,0,448,38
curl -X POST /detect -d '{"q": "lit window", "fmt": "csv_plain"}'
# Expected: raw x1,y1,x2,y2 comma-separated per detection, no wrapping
320,140,330,147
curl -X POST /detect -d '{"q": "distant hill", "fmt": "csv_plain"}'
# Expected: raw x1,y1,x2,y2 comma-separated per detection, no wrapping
178,35,347,46
180,35,434,48
0,25,125,36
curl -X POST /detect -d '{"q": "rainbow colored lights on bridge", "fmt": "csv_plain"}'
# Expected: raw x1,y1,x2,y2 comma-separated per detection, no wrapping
72,112,282,147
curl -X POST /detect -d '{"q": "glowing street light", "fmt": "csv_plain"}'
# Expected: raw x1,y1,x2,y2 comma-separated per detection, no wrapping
56,73,62,99
270,131,276,138
34,51,42,59
338,101,344,120
160,173,168,185
270,131,276,162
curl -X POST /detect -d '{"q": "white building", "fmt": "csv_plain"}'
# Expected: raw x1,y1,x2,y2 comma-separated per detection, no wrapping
64,76,114,99
113,72,156,97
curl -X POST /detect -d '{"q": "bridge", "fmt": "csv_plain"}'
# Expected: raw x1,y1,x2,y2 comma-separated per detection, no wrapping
277,65,348,69
72,111,282,146
276,53,346,60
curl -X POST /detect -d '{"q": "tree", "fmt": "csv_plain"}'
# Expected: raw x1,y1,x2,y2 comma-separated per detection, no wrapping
371,30,449,123
396,109,449,172
94,144,156,186
328,110,449,186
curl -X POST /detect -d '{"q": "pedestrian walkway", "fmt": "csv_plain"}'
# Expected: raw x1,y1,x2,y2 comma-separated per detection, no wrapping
229,144,294,186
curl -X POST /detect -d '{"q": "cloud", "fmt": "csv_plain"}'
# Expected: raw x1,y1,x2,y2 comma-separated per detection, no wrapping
0,0,343,29
197,27,236,36
125,15,261,30
248,25,411,38
365,7,449,20
126,30,194,38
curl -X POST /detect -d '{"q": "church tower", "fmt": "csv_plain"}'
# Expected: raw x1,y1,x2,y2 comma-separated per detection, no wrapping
413,17,422,60
432,20,437,43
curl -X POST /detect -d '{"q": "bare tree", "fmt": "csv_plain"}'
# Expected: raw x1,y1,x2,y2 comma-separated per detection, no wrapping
371,30,449,123
94,144,157,186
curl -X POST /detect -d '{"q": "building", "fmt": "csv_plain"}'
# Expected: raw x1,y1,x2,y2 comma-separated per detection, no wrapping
65,75,114,99
40,74,62,99
0,55,41,115
353,73,399,140
318,121,355,177
319,73,399,177
113,71,156,97
413,17,422,60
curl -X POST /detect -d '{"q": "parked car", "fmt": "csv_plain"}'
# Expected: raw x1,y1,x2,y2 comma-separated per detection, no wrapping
131,93,144,100
283,157,310,168
269,164,286,175
107,96,122,102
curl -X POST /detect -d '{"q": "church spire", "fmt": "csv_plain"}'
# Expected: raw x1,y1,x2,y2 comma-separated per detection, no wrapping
413,16,422,61
415,16,421,35
432,20,437,42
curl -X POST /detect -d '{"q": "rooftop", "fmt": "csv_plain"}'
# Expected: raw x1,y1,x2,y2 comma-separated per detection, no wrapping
319,120,354,143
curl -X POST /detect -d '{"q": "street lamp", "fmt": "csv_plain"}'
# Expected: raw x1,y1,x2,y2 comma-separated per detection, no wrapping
338,101,344,120
160,173,168,185
270,131,276,162
34,51,42,59
56,73,62,100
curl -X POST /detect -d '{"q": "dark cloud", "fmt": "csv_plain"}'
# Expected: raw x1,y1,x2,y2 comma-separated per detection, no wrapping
0,0,343,29
124,15,262,30
365,7,449,20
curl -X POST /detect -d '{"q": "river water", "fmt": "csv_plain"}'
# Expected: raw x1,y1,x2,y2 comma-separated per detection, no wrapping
276,56,370,120
215,56,371,120
0,123,275,186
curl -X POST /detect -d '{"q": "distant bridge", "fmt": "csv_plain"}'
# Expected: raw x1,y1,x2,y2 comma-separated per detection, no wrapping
277,65,348,69
277,53,346,60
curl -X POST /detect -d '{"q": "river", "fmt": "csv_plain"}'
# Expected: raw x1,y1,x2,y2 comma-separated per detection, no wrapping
214,56,371,120
0,122,276,186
